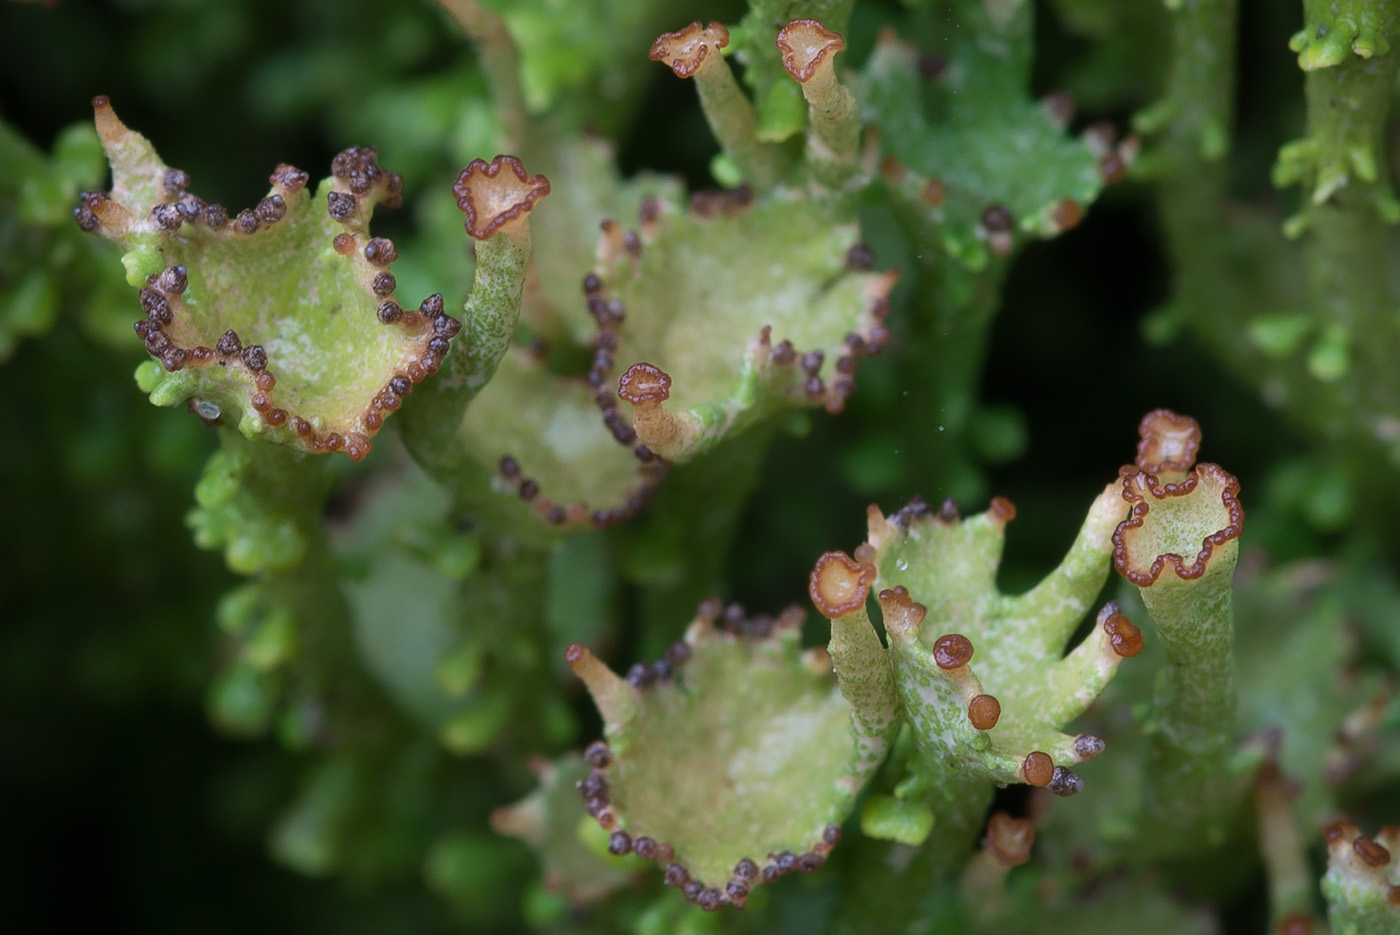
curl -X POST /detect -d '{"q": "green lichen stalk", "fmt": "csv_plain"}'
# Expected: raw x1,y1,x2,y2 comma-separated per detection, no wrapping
1112,411,1245,850
398,154,549,479
650,22,791,191
1278,0,1400,459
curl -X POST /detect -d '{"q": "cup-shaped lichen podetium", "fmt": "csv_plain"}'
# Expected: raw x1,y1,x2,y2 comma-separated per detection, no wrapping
1112,431,1244,845
79,97,461,461
776,19,860,174
449,155,550,391
650,21,788,191
405,156,651,535
566,601,867,910
1111,460,1244,712
598,192,896,462
1113,462,1244,616
812,481,1136,854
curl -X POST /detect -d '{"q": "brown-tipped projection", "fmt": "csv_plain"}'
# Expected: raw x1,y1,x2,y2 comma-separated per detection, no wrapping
618,362,673,403
1023,751,1054,787
1277,914,1315,935
1074,735,1106,760
776,19,846,83
92,94,124,144
1325,820,1359,845
967,694,1001,731
565,642,639,731
1102,609,1144,657
876,586,927,639
864,504,898,550
1135,408,1201,474
452,155,550,241
988,496,1017,524
649,21,729,79
81,98,145,235
809,551,876,618
1113,462,1245,587
1051,198,1084,232
984,813,1034,867
613,360,696,461
932,633,974,670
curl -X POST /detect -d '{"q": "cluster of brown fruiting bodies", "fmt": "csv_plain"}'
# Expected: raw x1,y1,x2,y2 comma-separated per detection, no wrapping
75,99,460,462
812,500,1140,797
576,747,842,912
1257,754,1400,933
446,153,663,528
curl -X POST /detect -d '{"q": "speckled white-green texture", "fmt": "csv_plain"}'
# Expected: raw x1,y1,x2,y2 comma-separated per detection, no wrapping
1115,464,1243,850
826,601,901,780
853,481,1131,819
523,137,685,345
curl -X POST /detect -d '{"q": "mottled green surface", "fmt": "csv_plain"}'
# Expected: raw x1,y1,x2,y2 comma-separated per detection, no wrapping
454,350,649,528
605,195,886,459
1118,465,1243,852
92,103,440,456
858,6,1106,257
597,614,862,888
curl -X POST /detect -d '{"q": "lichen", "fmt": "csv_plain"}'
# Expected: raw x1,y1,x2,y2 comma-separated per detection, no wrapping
568,600,869,908
83,98,457,461
18,1,1400,930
